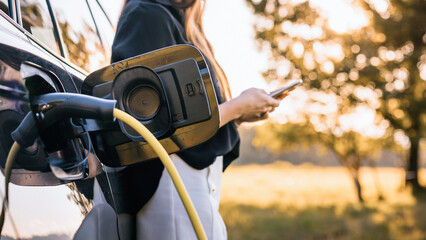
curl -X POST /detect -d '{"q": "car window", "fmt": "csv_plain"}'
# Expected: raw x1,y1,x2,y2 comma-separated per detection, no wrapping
0,0,8,16
87,0,115,61
20,0,61,55
50,0,109,73
95,0,124,28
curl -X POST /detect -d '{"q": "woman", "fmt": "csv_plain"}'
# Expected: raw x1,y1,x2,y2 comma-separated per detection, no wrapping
111,0,285,239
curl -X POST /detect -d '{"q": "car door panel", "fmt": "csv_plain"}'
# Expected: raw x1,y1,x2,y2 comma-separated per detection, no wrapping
0,9,115,239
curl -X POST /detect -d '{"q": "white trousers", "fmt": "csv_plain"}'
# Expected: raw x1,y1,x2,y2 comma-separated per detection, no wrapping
136,154,227,240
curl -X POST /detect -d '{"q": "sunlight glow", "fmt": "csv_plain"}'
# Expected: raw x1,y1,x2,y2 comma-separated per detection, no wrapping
327,43,345,61
393,68,409,81
393,80,404,91
308,91,339,114
312,41,344,64
290,0,308,4
372,32,387,43
280,21,324,40
271,87,387,138
385,82,394,92
265,0,276,14
370,57,381,66
204,0,270,96
394,130,410,148
356,54,368,68
339,105,386,138
386,51,396,61
310,0,369,34
420,63,426,80
276,58,292,77
277,36,290,51
292,42,305,58
351,45,361,54
336,72,348,83
349,69,359,81
257,17,274,31
202,0,397,140
271,88,309,124
354,86,380,109
304,52,316,70
401,42,415,55
321,61,335,74
366,0,390,17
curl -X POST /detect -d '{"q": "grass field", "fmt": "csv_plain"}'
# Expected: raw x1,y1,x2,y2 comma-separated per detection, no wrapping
220,162,426,240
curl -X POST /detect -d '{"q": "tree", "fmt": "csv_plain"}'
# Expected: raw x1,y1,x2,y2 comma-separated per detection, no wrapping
253,92,397,201
245,0,426,190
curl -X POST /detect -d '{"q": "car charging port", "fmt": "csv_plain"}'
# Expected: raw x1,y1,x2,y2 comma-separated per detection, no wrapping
11,93,116,181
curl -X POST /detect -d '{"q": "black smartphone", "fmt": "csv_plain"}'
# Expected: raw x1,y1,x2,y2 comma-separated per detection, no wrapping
268,79,303,99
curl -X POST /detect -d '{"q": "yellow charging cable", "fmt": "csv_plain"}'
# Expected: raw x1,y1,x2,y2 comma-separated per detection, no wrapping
0,110,207,240
0,142,20,233
113,108,207,240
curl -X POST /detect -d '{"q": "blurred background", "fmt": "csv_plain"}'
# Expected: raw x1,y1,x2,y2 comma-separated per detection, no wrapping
107,0,426,239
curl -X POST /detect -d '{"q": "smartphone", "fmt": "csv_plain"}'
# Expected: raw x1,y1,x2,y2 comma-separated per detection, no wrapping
268,79,303,99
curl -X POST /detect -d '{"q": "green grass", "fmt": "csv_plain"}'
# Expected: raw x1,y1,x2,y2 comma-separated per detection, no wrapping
220,163,426,240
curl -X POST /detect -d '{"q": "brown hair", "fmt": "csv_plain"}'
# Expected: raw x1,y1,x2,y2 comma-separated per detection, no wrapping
121,0,232,100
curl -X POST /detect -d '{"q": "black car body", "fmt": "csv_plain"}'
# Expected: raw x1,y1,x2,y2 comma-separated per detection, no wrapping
0,0,121,239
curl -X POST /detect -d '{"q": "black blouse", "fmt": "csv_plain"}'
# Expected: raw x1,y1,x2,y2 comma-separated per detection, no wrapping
107,0,240,214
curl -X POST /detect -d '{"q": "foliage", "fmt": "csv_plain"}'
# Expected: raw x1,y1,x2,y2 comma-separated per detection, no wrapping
245,0,426,187
255,121,398,167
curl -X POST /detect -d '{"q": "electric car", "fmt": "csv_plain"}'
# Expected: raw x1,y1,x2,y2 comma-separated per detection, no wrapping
0,1,220,239
0,0,121,239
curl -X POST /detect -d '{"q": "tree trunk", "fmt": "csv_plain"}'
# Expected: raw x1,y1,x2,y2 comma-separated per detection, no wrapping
406,137,421,191
369,160,384,200
352,170,364,202
332,151,364,202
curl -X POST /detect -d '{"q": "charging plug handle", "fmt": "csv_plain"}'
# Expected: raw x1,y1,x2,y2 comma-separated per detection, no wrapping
32,93,117,129
11,93,116,147
11,113,38,148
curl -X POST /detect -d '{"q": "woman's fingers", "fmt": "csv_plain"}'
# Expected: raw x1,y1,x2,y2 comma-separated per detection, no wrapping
272,87,295,100
276,92,289,101
263,106,275,113
269,97,281,107
255,112,269,120
235,87,291,123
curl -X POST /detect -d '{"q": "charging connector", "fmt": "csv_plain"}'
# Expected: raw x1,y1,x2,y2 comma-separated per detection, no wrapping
1,93,207,240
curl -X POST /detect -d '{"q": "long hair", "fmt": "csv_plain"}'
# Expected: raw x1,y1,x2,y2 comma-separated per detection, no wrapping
121,0,232,100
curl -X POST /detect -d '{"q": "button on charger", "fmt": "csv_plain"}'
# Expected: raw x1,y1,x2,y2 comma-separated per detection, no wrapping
185,83,195,96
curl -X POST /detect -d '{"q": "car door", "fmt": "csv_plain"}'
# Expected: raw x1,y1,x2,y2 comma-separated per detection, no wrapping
0,1,119,239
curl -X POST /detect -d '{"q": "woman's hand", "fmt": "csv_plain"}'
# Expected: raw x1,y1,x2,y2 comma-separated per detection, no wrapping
233,88,279,123
219,88,286,127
